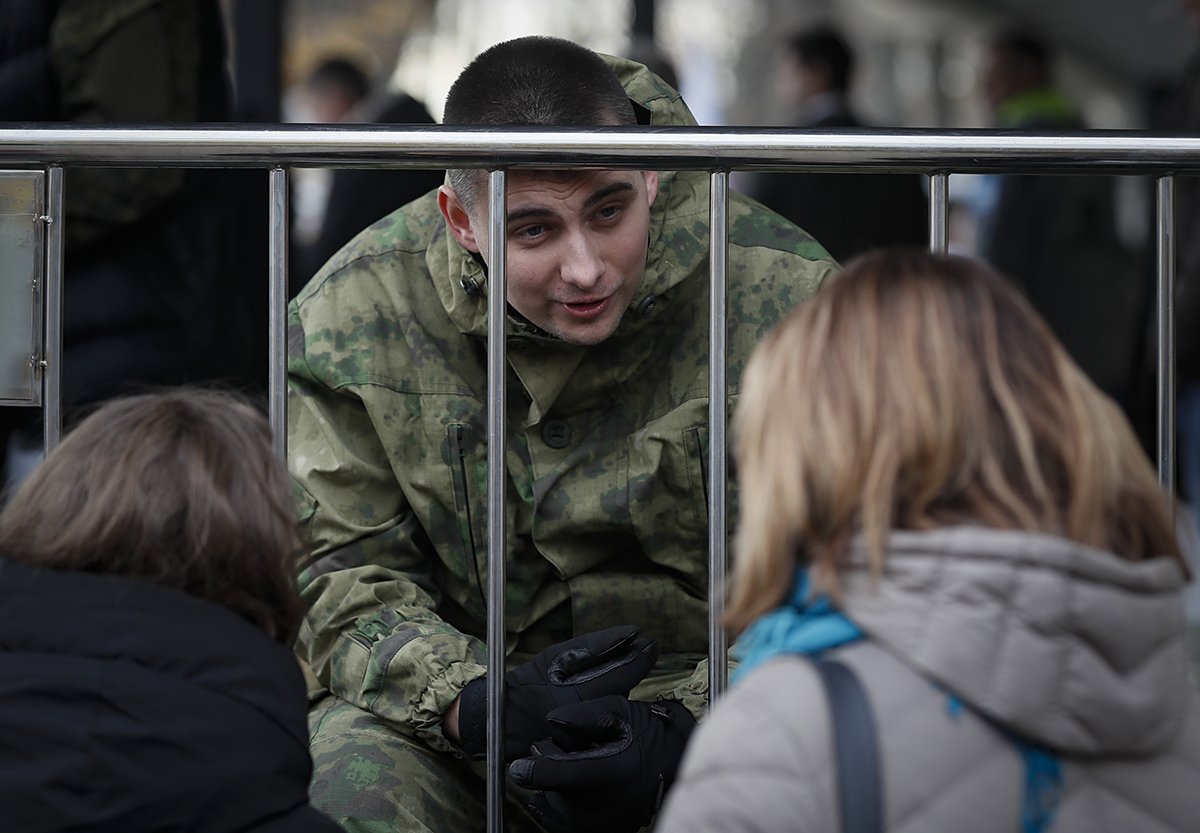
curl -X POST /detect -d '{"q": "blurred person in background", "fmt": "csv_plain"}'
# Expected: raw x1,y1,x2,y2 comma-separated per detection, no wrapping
0,389,342,833
750,24,927,263
304,57,371,125
658,248,1200,833
288,56,373,286
0,0,264,493
1168,0,1200,521
292,54,442,291
1163,0,1200,671
976,28,1143,411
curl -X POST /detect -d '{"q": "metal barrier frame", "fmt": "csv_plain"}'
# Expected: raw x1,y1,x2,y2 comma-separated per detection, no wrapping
0,170,47,408
0,124,1193,831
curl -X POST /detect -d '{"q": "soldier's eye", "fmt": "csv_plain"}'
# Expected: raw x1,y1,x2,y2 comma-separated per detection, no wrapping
515,224,547,240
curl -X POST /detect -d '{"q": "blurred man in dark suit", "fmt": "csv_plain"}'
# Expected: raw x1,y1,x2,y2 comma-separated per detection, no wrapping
752,24,927,263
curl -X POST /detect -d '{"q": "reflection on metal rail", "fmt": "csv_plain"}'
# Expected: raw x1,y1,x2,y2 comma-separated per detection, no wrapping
0,125,1191,833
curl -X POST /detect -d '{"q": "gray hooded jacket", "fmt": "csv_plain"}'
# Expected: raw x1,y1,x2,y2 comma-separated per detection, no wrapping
657,527,1200,833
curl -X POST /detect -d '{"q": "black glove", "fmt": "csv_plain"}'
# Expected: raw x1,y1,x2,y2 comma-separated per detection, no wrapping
455,625,658,762
507,694,697,833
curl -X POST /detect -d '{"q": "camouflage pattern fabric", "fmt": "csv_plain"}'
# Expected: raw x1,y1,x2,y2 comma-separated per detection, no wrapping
308,694,539,833
308,665,700,833
289,55,837,831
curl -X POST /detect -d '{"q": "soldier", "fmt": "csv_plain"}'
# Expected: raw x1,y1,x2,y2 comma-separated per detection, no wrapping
288,35,837,833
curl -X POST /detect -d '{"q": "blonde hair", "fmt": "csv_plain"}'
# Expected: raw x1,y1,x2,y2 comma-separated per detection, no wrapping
727,249,1181,635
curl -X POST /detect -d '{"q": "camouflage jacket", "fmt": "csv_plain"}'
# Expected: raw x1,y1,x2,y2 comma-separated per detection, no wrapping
288,57,837,753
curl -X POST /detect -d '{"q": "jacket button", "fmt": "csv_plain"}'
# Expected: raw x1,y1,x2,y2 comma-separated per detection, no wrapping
634,294,656,317
541,418,572,449
461,276,483,297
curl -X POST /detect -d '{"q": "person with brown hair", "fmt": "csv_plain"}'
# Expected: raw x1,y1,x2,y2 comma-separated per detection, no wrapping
657,249,1200,833
0,389,342,833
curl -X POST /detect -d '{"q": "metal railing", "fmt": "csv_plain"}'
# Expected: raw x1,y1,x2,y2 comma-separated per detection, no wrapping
0,124,1194,832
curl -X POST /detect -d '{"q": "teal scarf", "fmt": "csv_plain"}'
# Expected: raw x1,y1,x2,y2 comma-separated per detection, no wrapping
731,566,1061,833
731,567,862,683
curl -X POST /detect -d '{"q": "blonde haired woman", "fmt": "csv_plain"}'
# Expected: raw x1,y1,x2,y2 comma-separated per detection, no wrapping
657,249,1200,833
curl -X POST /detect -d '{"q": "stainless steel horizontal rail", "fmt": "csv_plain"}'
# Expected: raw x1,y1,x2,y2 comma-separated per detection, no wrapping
2,125,1200,173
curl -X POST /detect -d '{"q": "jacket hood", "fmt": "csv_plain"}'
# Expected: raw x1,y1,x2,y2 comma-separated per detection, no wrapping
427,54,710,344
839,527,1191,757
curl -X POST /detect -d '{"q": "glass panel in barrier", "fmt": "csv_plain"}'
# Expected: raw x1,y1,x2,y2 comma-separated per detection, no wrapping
0,171,44,406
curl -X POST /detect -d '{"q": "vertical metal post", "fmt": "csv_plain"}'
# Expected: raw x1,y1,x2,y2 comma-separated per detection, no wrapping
929,172,949,254
1156,175,1176,494
268,167,288,461
43,166,64,453
708,171,729,704
485,168,508,833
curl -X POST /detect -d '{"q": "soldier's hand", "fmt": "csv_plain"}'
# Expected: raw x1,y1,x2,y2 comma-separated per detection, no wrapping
507,695,696,833
455,625,658,762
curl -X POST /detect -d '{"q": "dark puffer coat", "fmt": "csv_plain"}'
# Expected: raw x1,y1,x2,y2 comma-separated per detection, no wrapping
0,558,342,833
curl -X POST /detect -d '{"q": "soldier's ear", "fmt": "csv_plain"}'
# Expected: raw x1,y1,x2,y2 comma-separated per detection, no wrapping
439,185,483,254
642,171,659,209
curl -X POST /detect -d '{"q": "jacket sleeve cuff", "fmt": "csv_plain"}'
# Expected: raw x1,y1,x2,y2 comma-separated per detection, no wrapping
655,657,741,723
412,659,486,754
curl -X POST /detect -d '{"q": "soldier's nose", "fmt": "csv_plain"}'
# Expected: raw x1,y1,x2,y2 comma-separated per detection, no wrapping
559,233,605,289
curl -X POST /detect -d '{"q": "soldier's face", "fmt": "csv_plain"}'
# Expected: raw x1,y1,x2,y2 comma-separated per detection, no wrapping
441,169,659,346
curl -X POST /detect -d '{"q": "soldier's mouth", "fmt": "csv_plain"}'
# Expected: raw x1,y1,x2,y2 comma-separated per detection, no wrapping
561,297,611,321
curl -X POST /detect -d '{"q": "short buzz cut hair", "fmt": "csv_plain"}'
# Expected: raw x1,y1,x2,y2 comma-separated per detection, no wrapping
443,35,637,210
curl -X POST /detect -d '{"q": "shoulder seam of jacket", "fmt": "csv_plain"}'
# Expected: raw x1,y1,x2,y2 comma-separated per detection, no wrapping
297,244,430,306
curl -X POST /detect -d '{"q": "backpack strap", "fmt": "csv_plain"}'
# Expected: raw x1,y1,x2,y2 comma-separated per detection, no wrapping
812,658,883,833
